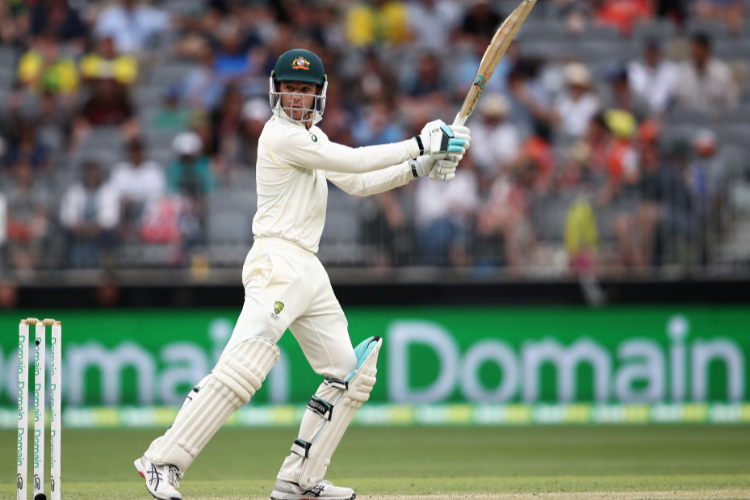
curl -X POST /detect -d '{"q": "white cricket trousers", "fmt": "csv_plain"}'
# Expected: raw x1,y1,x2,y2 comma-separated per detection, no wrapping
222,237,357,382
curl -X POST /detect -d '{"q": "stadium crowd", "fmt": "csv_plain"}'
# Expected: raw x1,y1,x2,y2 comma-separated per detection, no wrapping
0,0,748,283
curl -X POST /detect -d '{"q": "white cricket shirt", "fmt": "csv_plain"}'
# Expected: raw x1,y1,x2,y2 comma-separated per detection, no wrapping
253,113,421,254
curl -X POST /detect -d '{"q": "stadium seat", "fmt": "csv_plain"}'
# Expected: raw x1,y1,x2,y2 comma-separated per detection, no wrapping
714,40,750,61
685,19,729,39
531,192,575,242
207,211,253,245
150,63,197,87
161,0,202,15
517,20,567,42
135,86,166,110
723,103,750,124
717,124,750,149
579,24,622,42
0,66,15,89
632,20,677,42
207,244,247,266
665,107,713,127
0,46,17,69
78,127,123,151
659,124,701,149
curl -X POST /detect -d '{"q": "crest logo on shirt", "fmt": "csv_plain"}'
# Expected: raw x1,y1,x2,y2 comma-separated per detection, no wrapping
310,133,318,142
292,57,311,70
270,301,285,321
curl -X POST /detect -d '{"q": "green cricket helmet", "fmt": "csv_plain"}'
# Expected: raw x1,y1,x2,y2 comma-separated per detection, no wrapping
269,48,328,125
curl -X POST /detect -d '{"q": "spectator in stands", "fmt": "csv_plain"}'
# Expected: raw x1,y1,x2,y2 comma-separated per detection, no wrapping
507,61,554,137
352,100,406,147
213,20,255,84
162,132,215,249
209,84,244,168
2,122,52,179
361,189,410,268
601,66,651,122
657,0,687,23
351,50,400,106
182,39,224,111
0,190,6,265
17,32,79,96
685,129,728,216
0,278,19,309
597,110,642,269
470,94,521,182
685,129,729,263
235,98,272,167
564,115,610,187
565,171,600,275
109,137,165,239
692,0,746,36
286,2,329,47
638,140,697,266
459,0,502,42
30,0,87,52
593,0,654,36
415,157,479,266
345,0,410,47
81,35,138,86
94,0,170,55
676,33,739,114
150,85,191,133
400,52,451,118
3,160,50,273
167,131,216,202
553,63,600,138
60,160,119,268
628,40,680,115
75,78,137,139
32,90,72,154
0,0,29,46
407,0,463,50
477,148,541,273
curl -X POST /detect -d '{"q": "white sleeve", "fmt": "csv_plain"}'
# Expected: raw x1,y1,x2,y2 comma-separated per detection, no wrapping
0,194,6,244
98,186,120,229
326,161,415,197
59,188,79,228
267,121,421,174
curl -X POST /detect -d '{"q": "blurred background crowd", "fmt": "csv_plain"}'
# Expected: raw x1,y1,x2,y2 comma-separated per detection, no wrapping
0,0,749,286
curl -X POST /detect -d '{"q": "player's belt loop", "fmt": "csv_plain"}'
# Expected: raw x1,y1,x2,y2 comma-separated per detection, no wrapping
307,395,333,421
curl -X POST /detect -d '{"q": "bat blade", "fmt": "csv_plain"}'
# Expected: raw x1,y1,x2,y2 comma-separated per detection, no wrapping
454,0,537,127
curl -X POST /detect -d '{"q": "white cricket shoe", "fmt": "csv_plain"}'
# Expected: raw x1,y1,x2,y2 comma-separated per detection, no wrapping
271,479,356,500
134,456,183,500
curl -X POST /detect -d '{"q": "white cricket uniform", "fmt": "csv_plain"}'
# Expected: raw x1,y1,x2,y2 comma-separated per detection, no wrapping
222,112,421,382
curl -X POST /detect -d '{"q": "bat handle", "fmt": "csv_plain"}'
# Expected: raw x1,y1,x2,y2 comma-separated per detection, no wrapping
452,114,467,127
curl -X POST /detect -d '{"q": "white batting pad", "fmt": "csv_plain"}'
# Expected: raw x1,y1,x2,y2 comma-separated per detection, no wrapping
146,337,279,472
278,336,382,488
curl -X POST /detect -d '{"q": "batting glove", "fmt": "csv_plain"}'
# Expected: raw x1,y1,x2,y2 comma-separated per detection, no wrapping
415,121,471,156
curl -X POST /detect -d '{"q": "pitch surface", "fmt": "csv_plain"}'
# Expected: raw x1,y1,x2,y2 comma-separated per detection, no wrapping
3,425,749,499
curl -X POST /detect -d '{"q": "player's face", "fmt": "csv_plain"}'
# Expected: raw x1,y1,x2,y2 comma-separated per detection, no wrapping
279,81,318,122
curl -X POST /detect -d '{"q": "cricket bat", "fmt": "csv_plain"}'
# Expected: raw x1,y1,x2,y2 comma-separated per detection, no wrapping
453,0,538,127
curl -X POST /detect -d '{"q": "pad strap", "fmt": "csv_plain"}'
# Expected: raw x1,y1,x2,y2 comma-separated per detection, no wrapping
307,396,333,421
324,377,348,390
291,439,312,459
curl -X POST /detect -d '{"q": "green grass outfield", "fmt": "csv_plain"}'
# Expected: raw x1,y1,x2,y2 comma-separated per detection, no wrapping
3,425,750,500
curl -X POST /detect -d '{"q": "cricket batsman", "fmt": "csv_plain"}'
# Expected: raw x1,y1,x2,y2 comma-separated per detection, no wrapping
134,48,471,500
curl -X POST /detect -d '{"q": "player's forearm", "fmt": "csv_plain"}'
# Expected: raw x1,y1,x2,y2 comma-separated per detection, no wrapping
327,162,414,197
305,139,420,174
